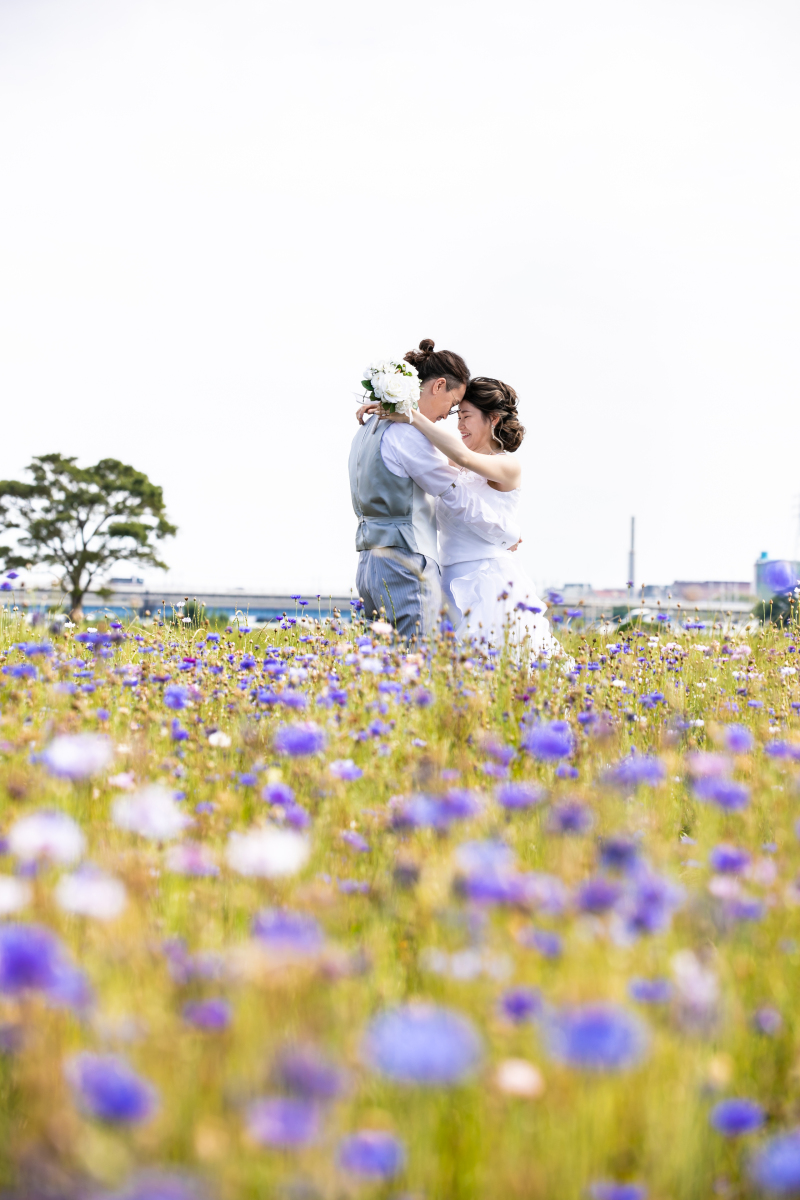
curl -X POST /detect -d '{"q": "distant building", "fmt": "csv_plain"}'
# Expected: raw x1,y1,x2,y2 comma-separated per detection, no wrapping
670,581,752,602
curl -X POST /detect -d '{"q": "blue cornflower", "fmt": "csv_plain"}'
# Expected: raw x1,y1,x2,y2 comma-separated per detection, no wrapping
605,755,666,789
722,724,753,753
0,923,67,995
618,871,683,938
246,1096,319,1147
694,777,750,811
629,977,672,1004
598,836,641,874
519,928,563,958
262,781,295,806
750,1129,800,1193
543,1004,649,1071
753,1006,783,1036
575,876,621,914
362,1004,482,1085
710,1097,765,1136
66,1052,157,1123
341,830,369,853
274,1044,346,1098
764,560,798,592
182,998,232,1031
709,844,751,874
251,909,324,957
273,722,326,757
589,1184,647,1200
339,1130,406,1180
498,986,543,1023
522,720,574,761
163,685,189,711
549,799,594,835
104,1170,206,1200
330,759,363,781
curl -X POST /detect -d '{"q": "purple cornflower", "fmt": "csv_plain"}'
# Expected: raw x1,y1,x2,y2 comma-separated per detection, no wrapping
753,1006,783,1036
709,844,751,874
629,977,672,1004
329,759,363,781
339,1130,406,1180
163,685,190,710
274,1045,346,1098
549,799,594,835
542,1004,649,1071
723,724,754,754
274,722,326,757
251,908,324,957
182,998,232,1031
598,836,641,874
589,1184,647,1200
479,735,516,765
104,1170,207,1200
522,720,574,761
617,871,684,938
362,1004,482,1085
495,782,545,811
694,777,750,811
0,923,68,995
65,1052,158,1123
575,876,622,914
750,1130,800,1194
519,928,563,958
246,1096,319,1147
498,986,543,1023
604,755,666,789
414,687,433,707
710,1097,765,1136
41,733,112,780
764,560,798,592
262,781,295,806
341,830,369,853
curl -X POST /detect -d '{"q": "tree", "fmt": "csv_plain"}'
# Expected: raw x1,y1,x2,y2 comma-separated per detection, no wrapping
0,455,177,619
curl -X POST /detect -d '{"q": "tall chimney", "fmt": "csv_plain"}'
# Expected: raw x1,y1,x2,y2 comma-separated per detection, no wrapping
628,516,635,589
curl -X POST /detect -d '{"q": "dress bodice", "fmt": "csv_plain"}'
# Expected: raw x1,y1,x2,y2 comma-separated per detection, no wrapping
436,468,520,566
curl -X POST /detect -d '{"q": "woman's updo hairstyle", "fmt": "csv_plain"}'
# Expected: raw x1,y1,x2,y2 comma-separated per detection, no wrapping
463,376,526,453
404,339,470,392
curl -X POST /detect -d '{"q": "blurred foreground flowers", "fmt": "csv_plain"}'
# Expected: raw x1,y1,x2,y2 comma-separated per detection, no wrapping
0,604,797,1197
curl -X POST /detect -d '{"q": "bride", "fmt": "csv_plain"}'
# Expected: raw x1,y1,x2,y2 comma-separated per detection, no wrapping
371,376,564,661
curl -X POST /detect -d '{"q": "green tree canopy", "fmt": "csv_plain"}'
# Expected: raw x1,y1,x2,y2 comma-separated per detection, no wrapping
0,454,177,616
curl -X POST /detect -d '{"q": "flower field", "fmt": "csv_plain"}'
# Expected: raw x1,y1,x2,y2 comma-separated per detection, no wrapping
0,604,799,1200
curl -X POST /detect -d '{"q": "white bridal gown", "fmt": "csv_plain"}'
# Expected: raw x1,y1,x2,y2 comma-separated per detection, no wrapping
437,468,563,660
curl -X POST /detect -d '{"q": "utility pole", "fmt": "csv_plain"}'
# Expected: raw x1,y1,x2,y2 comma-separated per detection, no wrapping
628,517,635,589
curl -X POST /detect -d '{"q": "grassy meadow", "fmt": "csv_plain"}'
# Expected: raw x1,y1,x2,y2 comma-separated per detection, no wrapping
0,601,798,1199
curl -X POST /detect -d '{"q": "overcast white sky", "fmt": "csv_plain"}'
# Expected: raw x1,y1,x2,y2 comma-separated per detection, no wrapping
0,0,798,597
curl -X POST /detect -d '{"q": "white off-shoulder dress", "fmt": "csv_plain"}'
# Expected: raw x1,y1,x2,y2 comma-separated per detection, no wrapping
437,469,564,659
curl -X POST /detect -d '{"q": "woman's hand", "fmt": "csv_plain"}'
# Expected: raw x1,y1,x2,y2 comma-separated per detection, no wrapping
355,401,381,425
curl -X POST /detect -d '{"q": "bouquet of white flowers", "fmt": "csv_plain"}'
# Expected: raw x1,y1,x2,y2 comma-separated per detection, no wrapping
360,359,420,417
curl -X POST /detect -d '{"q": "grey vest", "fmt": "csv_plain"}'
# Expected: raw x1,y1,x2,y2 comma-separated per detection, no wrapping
349,417,439,563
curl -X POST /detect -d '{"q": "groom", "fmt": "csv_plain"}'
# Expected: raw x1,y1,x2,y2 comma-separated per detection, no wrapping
348,341,520,642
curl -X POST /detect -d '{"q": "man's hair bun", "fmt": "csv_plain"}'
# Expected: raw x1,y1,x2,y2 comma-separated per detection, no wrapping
403,340,469,391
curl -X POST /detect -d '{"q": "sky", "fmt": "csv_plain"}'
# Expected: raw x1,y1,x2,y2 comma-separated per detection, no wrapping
0,0,798,598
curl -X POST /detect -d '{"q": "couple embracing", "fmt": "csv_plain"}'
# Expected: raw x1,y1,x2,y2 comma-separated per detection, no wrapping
348,339,564,662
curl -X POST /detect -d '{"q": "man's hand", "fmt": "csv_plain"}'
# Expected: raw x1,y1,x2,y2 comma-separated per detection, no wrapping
509,537,523,553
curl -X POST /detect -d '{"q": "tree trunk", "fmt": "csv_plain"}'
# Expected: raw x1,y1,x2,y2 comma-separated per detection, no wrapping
69,589,84,624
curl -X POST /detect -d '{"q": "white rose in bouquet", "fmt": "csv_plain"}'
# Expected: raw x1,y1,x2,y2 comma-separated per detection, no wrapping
360,359,420,417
